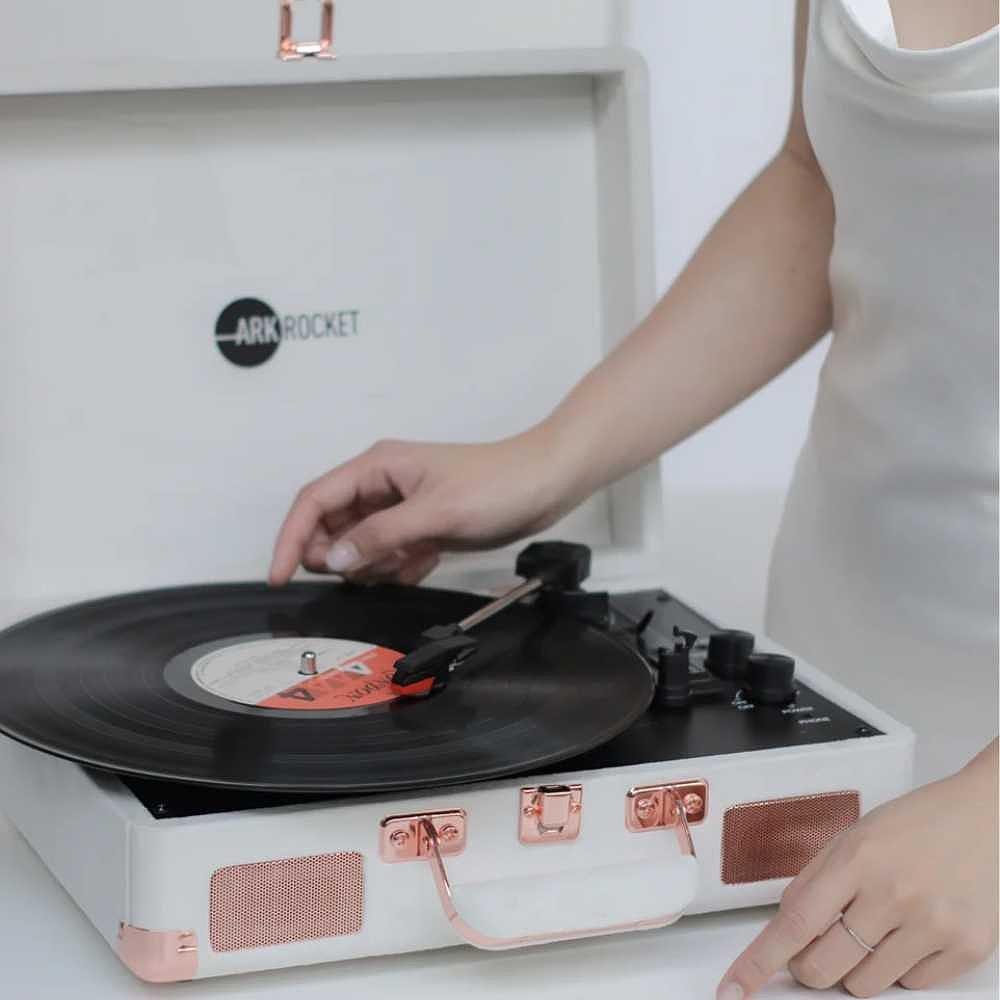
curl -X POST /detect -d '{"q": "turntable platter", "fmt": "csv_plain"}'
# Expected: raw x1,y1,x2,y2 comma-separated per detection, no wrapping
0,582,654,793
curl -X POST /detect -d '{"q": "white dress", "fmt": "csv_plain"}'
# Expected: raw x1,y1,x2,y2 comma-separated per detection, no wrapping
766,0,999,781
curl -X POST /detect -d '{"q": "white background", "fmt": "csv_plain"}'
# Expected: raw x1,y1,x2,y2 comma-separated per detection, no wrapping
623,2,829,630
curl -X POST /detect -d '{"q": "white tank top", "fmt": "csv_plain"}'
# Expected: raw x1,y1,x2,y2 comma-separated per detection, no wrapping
766,0,999,780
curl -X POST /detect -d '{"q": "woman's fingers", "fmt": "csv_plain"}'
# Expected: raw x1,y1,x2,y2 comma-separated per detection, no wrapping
314,542,441,587
302,534,336,573
837,926,937,997
394,549,441,586
269,447,409,584
345,544,440,584
299,508,367,573
717,867,854,998
275,487,447,583
787,897,895,990
326,497,449,575
269,466,363,584
720,756,998,999
897,942,995,991
269,435,567,585
347,551,408,584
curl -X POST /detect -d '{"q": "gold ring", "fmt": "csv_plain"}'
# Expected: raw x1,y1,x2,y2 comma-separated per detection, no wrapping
839,915,876,954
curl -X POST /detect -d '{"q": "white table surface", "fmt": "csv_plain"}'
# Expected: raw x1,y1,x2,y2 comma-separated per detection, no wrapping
1,806,995,1000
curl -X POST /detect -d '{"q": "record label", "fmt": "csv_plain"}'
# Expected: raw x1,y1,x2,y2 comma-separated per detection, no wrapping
190,637,403,711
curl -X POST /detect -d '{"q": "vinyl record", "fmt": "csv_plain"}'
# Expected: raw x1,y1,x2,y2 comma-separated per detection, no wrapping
0,582,654,793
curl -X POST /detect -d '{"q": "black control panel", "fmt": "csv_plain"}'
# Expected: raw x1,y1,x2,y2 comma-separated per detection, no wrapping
562,590,880,773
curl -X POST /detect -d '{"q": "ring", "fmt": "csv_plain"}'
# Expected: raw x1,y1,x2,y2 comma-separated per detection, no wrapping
839,915,877,954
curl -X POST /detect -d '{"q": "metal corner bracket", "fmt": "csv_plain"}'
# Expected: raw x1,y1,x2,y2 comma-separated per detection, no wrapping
117,923,198,983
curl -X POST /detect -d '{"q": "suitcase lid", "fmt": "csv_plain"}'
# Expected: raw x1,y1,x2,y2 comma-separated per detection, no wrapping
0,13,660,613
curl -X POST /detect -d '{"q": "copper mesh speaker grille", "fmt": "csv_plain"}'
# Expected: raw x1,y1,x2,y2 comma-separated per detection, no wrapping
721,791,860,885
209,851,364,952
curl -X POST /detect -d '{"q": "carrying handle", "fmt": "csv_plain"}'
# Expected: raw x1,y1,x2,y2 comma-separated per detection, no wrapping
418,791,697,951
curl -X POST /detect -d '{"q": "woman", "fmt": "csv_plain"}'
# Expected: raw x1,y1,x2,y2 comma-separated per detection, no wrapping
269,1,999,995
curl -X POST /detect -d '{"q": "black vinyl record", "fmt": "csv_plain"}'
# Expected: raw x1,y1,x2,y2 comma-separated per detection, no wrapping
0,582,654,793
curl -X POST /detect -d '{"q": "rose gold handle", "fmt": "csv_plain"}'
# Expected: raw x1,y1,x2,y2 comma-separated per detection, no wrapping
418,792,697,951
278,0,336,61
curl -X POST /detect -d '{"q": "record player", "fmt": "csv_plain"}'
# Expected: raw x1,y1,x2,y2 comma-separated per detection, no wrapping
0,2,914,985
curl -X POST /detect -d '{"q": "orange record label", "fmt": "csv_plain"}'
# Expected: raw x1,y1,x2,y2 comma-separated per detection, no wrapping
189,637,403,711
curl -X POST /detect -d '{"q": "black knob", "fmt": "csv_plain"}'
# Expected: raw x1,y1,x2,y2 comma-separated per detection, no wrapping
705,629,755,681
745,652,796,705
515,541,590,590
654,643,691,709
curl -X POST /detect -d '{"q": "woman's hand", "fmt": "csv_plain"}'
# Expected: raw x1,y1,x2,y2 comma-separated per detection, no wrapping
268,428,580,586
717,742,999,998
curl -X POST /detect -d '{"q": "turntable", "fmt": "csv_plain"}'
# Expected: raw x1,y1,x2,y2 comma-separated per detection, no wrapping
0,540,912,981
0,6,912,986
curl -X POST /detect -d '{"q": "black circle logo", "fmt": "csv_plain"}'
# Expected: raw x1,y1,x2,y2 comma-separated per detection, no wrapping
215,298,281,368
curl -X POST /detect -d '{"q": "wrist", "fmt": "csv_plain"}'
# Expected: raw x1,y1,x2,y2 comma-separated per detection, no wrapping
945,742,999,830
512,419,595,514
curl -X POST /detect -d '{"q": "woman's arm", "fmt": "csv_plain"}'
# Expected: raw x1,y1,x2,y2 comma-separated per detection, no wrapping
268,0,829,583
546,0,831,503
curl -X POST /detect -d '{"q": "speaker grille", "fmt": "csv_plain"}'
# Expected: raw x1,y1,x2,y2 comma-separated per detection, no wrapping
209,851,364,952
721,791,860,885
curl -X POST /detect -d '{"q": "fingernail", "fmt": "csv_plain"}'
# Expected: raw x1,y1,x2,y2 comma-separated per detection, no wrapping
716,984,744,1000
326,541,361,573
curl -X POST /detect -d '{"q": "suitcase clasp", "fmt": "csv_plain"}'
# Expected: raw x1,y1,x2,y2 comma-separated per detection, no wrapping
278,0,336,61
519,784,583,844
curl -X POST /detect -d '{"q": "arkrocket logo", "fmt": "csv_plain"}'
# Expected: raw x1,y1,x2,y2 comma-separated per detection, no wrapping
214,297,360,368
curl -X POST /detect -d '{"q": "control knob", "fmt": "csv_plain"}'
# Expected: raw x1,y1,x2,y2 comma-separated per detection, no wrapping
745,652,796,705
653,627,697,709
705,629,755,681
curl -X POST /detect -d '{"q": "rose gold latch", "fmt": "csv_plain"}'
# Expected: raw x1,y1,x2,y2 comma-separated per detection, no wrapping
519,784,583,844
278,0,336,61
379,810,467,862
626,780,708,832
